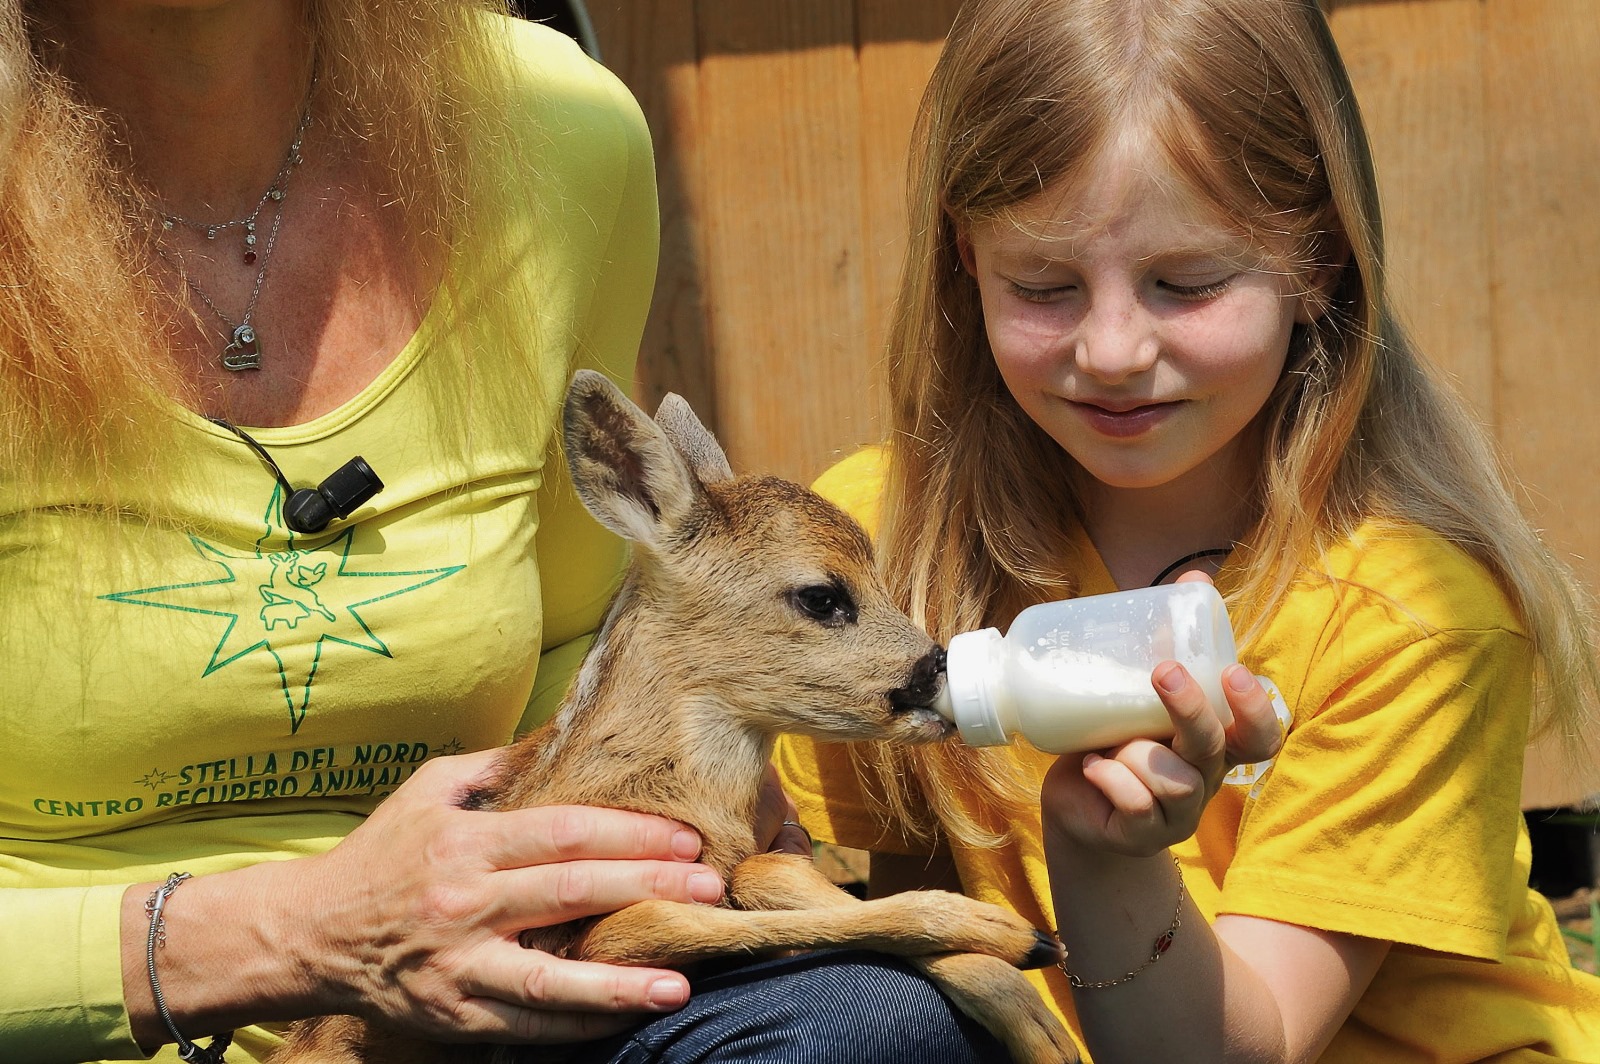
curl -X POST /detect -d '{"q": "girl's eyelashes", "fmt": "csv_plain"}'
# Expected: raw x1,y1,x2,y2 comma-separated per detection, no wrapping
1004,279,1073,303
1158,275,1237,301
1001,274,1239,303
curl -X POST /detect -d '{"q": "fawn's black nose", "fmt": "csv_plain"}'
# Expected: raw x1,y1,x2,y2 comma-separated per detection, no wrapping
889,645,947,712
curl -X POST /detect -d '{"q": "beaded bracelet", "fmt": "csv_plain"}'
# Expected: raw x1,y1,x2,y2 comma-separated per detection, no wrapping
145,873,234,1064
1058,854,1185,990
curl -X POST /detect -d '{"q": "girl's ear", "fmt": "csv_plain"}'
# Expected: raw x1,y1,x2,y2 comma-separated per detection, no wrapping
1295,233,1352,324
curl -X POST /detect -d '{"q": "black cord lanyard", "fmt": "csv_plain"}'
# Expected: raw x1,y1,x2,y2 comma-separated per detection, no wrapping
204,415,296,496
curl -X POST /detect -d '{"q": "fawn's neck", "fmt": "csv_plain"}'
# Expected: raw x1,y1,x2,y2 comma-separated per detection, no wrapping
500,586,776,874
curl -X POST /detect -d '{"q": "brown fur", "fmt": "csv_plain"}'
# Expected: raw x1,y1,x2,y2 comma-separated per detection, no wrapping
275,371,1077,1063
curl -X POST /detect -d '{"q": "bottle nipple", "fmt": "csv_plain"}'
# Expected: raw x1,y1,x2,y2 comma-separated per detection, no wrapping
933,628,1009,746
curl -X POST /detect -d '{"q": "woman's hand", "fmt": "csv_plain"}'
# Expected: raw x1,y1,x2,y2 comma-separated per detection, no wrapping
289,750,726,1044
1040,577,1284,858
756,762,811,856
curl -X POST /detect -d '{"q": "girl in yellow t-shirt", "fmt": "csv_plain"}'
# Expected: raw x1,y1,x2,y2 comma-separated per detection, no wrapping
778,0,1600,1060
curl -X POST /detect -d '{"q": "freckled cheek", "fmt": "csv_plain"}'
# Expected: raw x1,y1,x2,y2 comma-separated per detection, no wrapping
986,314,1075,382
1169,316,1293,388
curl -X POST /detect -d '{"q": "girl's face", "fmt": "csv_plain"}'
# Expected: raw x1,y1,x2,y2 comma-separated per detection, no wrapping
962,140,1318,500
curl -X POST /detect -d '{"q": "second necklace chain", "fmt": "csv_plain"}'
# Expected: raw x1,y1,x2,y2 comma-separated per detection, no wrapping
151,81,315,373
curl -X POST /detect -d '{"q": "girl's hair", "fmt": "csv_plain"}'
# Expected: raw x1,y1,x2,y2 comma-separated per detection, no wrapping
0,1,533,501
857,0,1599,845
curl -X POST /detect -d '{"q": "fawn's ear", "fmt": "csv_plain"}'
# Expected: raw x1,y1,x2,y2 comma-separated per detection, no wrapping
654,392,734,486
563,370,702,546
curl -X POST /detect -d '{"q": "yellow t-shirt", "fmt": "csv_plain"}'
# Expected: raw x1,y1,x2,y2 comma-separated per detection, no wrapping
0,19,657,1064
778,446,1600,1063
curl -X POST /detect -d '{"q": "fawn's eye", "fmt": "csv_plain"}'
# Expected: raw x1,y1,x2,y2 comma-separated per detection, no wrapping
789,582,858,627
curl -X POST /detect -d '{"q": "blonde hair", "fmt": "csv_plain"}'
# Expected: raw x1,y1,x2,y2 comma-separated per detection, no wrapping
858,0,1599,845
0,1,533,499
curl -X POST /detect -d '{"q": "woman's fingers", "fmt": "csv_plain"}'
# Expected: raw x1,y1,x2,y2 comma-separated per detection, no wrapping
485,858,723,931
475,804,704,870
304,765,738,1044
385,760,708,872
458,804,725,931
769,822,813,857
755,763,806,854
454,947,691,1042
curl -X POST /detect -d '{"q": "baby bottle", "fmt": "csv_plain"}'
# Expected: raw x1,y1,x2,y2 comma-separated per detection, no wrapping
932,582,1264,754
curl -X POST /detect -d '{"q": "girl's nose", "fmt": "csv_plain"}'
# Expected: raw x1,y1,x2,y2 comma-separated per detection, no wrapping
1074,299,1159,384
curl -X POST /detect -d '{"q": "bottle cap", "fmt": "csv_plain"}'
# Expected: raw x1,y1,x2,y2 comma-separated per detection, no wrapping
932,627,1007,746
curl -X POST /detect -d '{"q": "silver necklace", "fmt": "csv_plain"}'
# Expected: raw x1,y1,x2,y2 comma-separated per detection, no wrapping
157,101,309,265
156,197,289,371
150,86,314,372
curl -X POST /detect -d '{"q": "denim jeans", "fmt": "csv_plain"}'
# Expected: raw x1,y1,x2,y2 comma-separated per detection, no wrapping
583,950,1011,1063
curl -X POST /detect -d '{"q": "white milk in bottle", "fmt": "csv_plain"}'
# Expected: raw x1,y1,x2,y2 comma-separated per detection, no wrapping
932,583,1267,753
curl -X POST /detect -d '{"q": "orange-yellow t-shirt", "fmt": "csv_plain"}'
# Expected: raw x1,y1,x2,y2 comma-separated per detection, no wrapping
777,446,1600,1063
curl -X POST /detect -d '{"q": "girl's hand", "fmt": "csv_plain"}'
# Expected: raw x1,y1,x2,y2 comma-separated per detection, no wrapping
291,750,725,1044
1041,643,1284,858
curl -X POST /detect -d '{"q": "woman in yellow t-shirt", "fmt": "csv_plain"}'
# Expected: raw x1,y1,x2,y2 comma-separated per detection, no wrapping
1,5,996,1064
779,1,1600,1060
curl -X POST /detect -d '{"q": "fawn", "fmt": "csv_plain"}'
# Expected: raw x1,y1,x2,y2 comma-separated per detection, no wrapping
278,370,1078,1063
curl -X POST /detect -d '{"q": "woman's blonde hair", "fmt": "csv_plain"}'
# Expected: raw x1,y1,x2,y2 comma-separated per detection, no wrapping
856,0,1599,845
0,1,530,497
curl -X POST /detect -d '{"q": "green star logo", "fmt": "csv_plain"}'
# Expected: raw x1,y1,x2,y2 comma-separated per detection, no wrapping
101,485,463,734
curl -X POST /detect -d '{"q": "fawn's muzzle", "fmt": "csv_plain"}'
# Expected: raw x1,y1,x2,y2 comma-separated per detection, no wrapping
889,645,948,712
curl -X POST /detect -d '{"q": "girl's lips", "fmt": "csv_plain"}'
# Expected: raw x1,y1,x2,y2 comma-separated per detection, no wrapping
1069,399,1180,438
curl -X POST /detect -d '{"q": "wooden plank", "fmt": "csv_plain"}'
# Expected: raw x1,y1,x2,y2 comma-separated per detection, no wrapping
1327,0,1493,417
1483,0,1600,807
588,1,715,423
694,1,871,481
854,1,964,466
1483,0,1600,592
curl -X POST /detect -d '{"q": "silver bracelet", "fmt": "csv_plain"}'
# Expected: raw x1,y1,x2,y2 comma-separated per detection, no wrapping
145,873,233,1064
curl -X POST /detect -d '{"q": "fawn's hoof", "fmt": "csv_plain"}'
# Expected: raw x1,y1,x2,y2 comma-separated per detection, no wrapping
1021,929,1065,970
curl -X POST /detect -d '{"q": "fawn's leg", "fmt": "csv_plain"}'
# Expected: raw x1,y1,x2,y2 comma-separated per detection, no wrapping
725,852,1082,1064
573,885,1060,970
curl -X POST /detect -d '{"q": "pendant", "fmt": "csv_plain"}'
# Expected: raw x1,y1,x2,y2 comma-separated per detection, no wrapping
221,324,263,372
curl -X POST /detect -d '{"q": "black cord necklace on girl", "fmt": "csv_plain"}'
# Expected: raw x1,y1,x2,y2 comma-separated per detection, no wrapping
1149,546,1234,587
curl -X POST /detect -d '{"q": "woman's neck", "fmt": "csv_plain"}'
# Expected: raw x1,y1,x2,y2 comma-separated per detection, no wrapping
37,1,315,217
